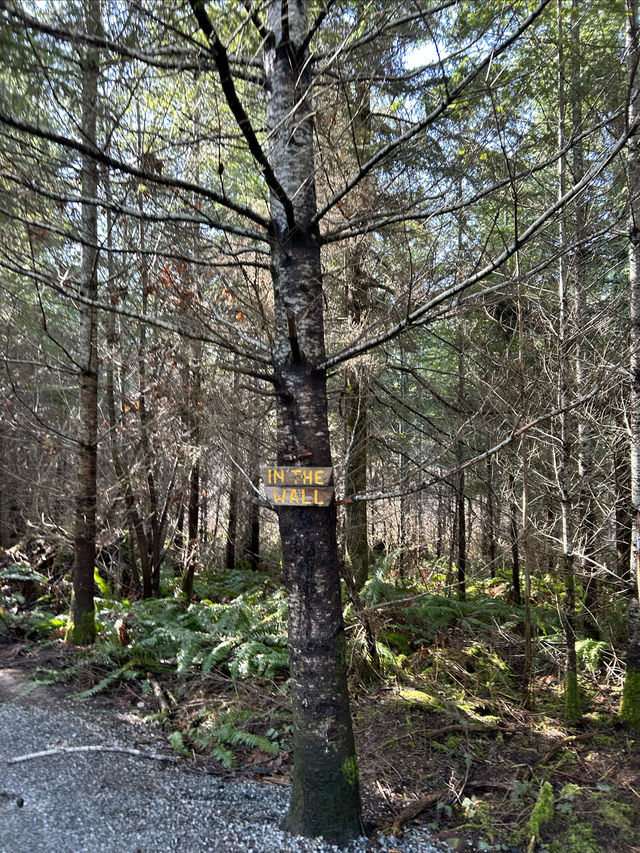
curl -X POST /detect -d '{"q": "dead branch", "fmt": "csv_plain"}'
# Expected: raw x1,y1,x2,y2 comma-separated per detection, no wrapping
7,745,176,765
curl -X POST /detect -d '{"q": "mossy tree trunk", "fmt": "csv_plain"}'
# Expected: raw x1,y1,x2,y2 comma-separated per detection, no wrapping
66,0,101,645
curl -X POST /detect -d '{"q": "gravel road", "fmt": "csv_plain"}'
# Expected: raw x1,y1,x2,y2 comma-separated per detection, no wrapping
0,667,445,853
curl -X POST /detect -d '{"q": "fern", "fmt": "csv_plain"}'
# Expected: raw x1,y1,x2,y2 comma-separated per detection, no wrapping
72,661,135,700
576,638,611,674
187,713,279,768
210,744,236,769
228,639,289,678
90,587,289,687
168,730,191,757
0,562,48,586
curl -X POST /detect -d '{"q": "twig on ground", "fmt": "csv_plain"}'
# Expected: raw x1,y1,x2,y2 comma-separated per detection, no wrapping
391,788,453,838
524,732,595,778
7,745,177,765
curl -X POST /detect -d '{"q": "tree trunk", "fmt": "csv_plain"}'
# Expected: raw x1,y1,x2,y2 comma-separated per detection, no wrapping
264,1,361,836
509,476,522,607
455,347,466,602
344,363,370,590
557,0,580,721
622,0,640,730
181,355,201,601
66,1,100,645
104,174,142,597
614,440,632,587
484,457,497,578
248,471,260,572
225,370,240,572
570,0,599,641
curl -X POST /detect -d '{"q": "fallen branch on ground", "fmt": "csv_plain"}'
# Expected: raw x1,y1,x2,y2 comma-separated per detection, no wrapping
7,745,177,765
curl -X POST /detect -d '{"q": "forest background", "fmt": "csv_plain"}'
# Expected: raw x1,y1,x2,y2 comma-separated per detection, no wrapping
1,1,639,850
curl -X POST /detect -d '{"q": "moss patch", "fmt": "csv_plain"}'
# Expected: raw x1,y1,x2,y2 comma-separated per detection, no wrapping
548,822,598,853
64,611,96,645
525,781,554,842
342,755,359,788
620,668,640,730
397,686,444,710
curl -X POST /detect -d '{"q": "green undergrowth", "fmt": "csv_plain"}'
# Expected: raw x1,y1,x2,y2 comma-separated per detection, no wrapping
167,706,281,769
88,589,289,686
3,557,638,839
13,568,289,704
0,561,67,637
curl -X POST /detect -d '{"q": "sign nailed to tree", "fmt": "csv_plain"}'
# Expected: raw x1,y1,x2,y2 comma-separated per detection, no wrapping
260,466,334,507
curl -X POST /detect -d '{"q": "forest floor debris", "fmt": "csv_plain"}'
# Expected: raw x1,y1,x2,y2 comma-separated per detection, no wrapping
1,637,638,853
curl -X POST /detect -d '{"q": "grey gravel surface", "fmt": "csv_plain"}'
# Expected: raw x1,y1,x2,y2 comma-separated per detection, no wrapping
0,672,445,853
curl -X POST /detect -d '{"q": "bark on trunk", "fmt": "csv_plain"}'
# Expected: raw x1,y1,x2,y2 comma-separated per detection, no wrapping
66,1,100,645
225,371,240,572
614,441,632,587
557,0,580,721
264,1,361,836
344,366,370,589
455,348,466,602
104,177,142,597
622,0,640,730
509,480,522,607
571,0,599,641
181,356,201,601
485,457,497,578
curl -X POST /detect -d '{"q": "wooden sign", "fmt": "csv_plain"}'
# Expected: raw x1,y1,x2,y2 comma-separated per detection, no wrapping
260,466,334,507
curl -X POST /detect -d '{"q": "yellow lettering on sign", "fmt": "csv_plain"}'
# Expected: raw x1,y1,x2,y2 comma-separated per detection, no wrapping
289,488,299,504
301,488,313,505
314,489,323,505
273,469,285,484
314,470,325,485
303,469,313,484
272,488,287,504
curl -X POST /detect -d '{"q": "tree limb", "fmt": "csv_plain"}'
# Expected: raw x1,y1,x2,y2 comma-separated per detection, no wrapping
0,109,269,230
188,0,296,231
313,0,553,224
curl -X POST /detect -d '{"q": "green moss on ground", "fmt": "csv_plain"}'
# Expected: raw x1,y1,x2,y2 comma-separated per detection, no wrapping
524,781,554,843
548,822,597,853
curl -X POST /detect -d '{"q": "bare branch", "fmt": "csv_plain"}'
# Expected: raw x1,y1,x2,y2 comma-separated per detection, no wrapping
343,381,610,505
313,0,553,224
321,117,635,369
298,0,338,60
0,258,275,370
0,0,264,80
188,0,296,231
0,109,270,230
